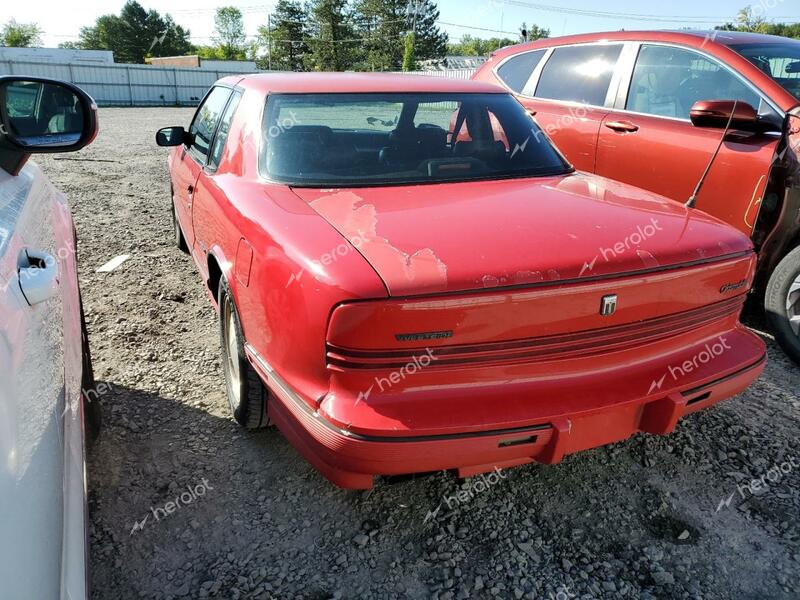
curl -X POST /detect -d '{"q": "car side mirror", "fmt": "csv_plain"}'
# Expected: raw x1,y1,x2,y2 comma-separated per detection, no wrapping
156,126,190,147
0,76,98,175
689,100,760,131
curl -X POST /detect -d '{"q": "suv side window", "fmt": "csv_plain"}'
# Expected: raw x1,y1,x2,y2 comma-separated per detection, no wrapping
626,45,762,119
497,50,547,94
208,90,242,170
188,86,233,164
535,44,623,106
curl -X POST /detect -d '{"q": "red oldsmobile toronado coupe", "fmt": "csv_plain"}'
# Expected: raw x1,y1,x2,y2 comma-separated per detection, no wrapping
157,73,766,489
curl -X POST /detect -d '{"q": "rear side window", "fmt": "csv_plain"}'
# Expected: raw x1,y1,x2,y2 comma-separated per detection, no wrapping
208,91,242,169
188,86,232,164
535,44,623,106
496,50,546,94
627,45,762,119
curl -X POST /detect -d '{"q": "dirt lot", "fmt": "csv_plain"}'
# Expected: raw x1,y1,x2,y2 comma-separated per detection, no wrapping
36,107,800,600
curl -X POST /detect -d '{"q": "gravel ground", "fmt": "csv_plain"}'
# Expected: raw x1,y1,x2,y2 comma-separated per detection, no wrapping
35,107,800,600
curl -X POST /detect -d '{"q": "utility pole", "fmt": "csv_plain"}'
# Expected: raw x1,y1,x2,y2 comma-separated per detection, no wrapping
267,13,272,71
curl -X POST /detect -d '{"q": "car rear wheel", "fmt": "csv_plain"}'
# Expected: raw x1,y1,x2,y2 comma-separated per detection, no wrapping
765,245,800,365
218,278,270,429
172,194,189,254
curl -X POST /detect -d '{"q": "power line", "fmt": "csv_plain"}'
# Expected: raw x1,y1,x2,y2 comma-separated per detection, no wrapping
493,0,800,24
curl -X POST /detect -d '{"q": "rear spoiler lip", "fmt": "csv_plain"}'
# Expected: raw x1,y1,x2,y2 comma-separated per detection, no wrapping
338,249,755,304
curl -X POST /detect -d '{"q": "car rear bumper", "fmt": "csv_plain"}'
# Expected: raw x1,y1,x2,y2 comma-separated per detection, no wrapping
246,326,766,489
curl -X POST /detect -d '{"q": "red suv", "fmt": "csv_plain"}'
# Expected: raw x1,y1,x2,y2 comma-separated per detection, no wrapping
474,30,800,363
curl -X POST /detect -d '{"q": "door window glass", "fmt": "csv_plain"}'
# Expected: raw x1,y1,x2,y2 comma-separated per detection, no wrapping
535,44,623,106
208,91,242,169
626,45,762,119
188,86,232,164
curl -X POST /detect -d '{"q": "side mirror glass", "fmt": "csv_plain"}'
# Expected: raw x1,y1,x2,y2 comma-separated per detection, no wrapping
689,100,760,131
0,79,96,149
156,126,188,147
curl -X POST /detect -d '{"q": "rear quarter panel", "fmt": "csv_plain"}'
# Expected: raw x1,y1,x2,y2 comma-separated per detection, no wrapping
189,87,388,408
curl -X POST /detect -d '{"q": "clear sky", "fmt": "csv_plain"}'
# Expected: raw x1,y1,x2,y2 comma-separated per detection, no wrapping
8,0,800,49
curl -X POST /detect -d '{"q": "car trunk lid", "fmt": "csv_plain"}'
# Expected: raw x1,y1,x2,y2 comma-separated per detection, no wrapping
292,173,753,297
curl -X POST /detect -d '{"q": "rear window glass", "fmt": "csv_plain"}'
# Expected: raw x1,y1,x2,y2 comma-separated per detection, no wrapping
497,50,547,94
535,44,623,106
260,93,570,187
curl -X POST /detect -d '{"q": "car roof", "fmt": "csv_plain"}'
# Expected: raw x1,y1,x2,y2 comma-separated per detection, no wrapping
218,72,505,95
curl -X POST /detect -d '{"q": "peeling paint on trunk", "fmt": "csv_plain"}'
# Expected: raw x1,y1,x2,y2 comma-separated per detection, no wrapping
309,191,448,293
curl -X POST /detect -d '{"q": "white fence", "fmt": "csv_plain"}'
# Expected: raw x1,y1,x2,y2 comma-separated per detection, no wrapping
404,68,476,80
0,60,477,107
0,60,254,106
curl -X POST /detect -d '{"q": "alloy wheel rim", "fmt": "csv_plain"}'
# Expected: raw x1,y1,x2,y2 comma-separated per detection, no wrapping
224,299,242,412
787,273,800,337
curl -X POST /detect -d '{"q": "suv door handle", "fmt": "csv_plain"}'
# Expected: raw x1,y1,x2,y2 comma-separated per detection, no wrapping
605,120,639,133
187,184,194,194
18,250,59,306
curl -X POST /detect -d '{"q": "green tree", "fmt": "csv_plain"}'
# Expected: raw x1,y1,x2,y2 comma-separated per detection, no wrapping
717,6,800,39
410,0,448,62
1,19,43,47
402,31,416,71
519,22,549,43
213,6,247,60
256,0,309,71
76,1,193,63
354,0,408,70
448,35,516,56
306,0,358,71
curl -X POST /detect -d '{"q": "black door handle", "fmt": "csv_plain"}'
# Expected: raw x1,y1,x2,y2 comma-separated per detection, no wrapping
188,185,194,194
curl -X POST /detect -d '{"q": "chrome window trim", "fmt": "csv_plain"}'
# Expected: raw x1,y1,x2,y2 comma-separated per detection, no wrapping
611,41,785,122
611,43,641,109
522,47,553,96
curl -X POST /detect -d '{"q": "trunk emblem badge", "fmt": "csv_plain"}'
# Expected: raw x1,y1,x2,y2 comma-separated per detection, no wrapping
600,294,618,316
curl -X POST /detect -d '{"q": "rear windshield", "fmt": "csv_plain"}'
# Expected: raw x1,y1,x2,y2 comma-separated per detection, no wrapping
728,41,800,102
259,92,570,187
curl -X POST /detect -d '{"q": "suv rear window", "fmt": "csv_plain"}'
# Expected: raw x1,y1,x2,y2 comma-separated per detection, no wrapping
535,44,623,106
496,50,547,94
260,93,570,187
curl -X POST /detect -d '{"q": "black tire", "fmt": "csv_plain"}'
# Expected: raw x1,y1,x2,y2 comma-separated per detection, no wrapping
218,278,270,429
765,245,800,365
80,296,102,445
172,193,190,254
